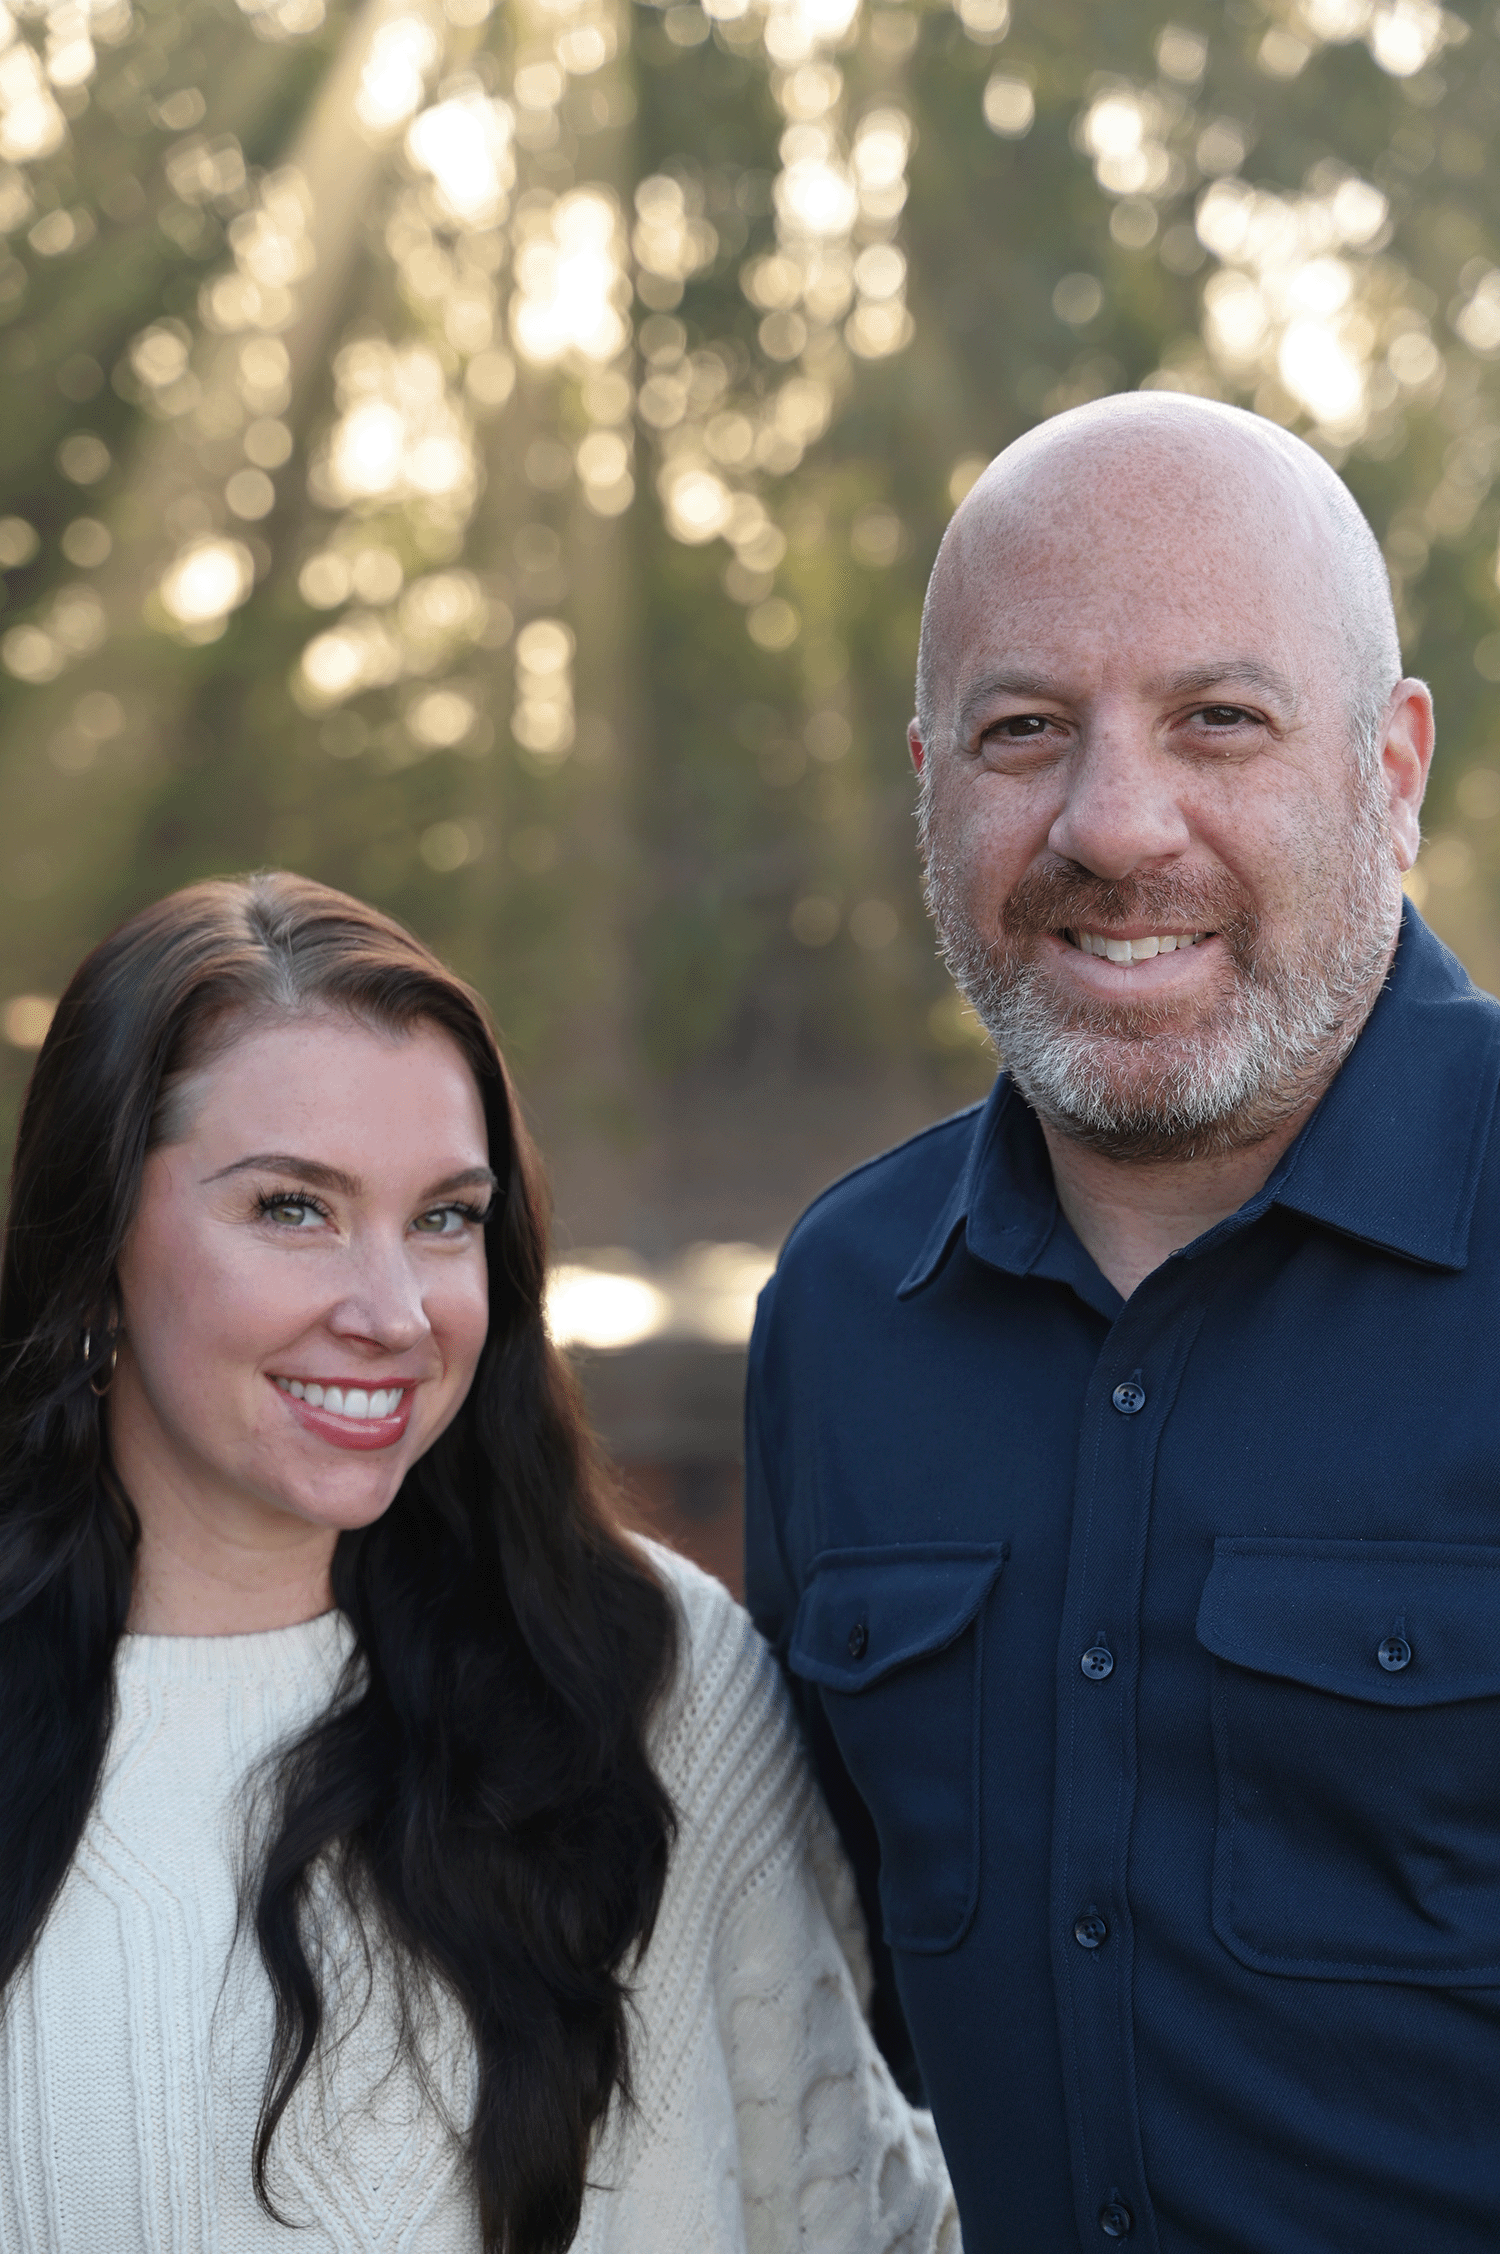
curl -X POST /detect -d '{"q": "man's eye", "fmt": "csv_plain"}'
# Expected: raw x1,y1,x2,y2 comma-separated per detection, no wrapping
1199,705,1253,727
990,715,1052,739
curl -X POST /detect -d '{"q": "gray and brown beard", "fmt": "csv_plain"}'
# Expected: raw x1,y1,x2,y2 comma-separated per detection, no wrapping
920,777,1402,1162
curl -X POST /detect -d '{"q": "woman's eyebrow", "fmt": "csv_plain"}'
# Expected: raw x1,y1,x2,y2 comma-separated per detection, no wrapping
201,1154,498,1200
421,1167,498,1199
203,1153,362,1193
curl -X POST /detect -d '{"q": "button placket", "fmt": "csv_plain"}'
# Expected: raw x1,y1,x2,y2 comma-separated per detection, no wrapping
1053,1300,1201,2254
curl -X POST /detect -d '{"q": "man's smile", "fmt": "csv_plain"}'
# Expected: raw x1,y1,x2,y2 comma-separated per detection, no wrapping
1065,928,1210,962
1036,926,1227,993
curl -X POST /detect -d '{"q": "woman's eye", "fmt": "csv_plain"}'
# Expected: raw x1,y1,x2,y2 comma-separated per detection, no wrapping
258,1194,327,1229
412,1203,487,1236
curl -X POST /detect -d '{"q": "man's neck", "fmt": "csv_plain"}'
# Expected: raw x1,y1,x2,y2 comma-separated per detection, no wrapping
1039,1105,1318,1301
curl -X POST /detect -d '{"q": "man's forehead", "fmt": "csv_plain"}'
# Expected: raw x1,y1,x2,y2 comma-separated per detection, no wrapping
946,557,1317,693
938,445,1335,686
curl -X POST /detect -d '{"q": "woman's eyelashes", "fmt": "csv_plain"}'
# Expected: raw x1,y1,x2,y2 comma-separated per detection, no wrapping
251,1188,490,1236
254,1189,330,1230
411,1200,491,1235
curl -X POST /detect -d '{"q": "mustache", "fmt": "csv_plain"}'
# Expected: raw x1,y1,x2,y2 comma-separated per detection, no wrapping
998,861,1261,965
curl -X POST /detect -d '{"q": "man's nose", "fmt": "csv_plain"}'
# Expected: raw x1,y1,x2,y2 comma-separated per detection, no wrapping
326,1234,432,1352
1046,721,1191,880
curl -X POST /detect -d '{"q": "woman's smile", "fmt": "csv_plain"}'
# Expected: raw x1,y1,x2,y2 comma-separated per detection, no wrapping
271,1373,415,1449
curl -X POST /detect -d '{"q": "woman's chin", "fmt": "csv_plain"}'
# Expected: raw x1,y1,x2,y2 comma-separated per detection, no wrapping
251,1461,410,1539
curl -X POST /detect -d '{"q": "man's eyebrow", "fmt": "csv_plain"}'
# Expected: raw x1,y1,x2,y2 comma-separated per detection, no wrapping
1154,659,1298,707
955,669,1068,738
202,1155,498,1202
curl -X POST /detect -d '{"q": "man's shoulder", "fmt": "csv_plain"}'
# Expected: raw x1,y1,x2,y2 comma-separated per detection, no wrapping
789,1098,985,1242
764,1093,993,1314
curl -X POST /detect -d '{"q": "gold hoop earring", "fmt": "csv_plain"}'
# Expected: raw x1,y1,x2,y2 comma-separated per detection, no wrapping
82,1328,118,1398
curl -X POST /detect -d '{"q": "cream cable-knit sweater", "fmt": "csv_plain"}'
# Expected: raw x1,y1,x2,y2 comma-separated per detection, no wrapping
0,1543,959,2254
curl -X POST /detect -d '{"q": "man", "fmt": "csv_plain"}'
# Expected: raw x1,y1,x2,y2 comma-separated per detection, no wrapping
744,390,1500,2252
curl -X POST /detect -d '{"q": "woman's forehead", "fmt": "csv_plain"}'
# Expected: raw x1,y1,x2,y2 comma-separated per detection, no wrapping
167,1011,487,1160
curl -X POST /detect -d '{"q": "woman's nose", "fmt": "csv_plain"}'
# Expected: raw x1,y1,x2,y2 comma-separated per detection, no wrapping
324,1237,432,1350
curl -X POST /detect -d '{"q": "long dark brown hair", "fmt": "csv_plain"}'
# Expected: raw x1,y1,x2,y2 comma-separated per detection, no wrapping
0,871,677,2251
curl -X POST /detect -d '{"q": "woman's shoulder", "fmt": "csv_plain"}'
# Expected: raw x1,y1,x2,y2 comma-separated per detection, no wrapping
638,1537,762,1670
633,1538,813,1860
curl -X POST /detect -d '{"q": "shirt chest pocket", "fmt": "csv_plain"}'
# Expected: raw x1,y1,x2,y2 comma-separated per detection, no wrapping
789,1543,1007,1955
1198,1538,1500,1983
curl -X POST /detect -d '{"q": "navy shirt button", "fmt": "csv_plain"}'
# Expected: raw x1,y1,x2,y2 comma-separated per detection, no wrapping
1074,1909,1108,1949
1081,1645,1114,1680
847,1619,868,1660
1099,2199,1133,2238
1111,1380,1146,1415
1378,1634,1412,1671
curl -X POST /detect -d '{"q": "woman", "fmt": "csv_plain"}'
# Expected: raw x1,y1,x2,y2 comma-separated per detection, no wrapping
0,872,956,2254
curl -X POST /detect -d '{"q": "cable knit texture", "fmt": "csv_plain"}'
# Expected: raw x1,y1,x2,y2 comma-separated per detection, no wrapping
0,1544,959,2253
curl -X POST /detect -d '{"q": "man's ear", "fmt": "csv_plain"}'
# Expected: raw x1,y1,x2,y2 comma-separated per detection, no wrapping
908,718,925,775
1382,679,1434,872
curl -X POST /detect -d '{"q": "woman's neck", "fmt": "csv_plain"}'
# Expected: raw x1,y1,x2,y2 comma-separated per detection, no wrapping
127,1541,337,1634
121,1470,338,1635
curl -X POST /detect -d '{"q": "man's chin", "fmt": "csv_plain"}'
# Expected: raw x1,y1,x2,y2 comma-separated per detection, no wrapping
999,1022,1269,1161
1010,962,1237,1048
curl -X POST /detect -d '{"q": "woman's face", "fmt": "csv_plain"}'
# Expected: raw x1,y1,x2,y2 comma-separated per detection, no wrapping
112,1011,493,1579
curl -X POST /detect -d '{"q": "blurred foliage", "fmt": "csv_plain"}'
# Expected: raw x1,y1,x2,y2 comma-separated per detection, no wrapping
1,0,1499,1187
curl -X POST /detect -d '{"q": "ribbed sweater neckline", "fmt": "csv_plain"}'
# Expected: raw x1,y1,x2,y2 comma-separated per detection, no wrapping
115,1607,353,1690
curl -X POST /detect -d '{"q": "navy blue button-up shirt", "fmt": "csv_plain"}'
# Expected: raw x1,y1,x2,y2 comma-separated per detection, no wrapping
745,905,1500,2253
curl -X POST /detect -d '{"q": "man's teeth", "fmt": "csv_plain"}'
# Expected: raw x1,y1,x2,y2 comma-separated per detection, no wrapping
274,1378,404,1419
1072,930,1207,962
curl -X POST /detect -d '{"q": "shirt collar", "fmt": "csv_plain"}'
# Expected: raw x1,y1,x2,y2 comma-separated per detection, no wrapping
1252,902,1500,1271
899,903,1500,1300
897,1074,1065,1298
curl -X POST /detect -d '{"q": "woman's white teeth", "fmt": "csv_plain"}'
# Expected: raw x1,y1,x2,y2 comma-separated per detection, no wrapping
1073,930,1206,961
275,1378,403,1418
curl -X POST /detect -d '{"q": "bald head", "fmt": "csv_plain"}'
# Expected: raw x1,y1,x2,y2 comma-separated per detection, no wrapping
915,393,1401,767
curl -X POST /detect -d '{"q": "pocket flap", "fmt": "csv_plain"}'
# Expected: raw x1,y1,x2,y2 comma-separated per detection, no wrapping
1197,1538,1500,1707
789,1543,1008,1693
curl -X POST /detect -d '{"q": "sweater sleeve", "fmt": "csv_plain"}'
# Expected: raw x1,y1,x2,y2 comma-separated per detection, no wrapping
643,1543,962,2254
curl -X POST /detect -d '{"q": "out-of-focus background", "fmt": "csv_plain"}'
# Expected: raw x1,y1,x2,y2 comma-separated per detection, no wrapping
0,0,1495,1585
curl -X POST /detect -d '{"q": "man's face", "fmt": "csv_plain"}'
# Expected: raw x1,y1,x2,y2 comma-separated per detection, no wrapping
917,441,1416,1160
